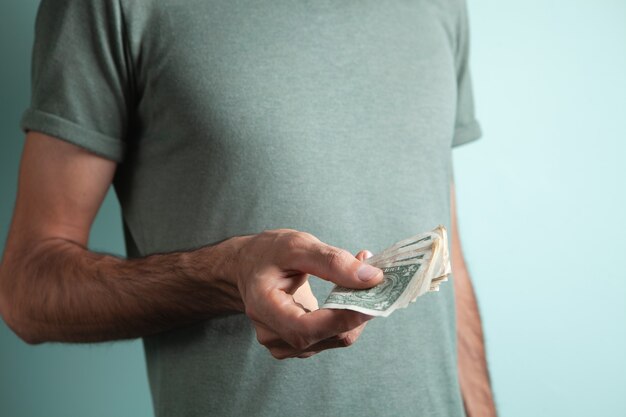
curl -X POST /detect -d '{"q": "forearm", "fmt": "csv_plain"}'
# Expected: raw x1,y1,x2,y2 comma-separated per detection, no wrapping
454,265,497,417
0,237,243,344
450,182,496,416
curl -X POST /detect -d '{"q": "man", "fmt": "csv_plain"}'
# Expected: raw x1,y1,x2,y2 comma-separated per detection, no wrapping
0,0,496,416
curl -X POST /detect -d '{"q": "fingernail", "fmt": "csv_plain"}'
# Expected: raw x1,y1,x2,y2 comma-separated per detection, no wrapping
364,250,373,259
357,263,381,281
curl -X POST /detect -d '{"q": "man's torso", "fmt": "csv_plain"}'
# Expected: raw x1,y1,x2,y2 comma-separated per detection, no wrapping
113,1,464,416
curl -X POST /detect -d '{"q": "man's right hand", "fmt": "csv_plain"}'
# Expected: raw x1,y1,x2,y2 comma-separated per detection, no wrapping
0,132,383,353
223,230,383,359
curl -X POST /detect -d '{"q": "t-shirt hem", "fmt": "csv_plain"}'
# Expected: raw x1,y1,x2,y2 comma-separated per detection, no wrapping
452,120,482,148
20,108,126,162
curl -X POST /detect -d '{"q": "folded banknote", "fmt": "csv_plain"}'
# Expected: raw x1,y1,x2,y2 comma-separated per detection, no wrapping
322,226,451,317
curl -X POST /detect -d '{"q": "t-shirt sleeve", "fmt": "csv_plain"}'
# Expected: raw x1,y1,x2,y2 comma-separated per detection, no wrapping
20,0,134,162
452,0,482,147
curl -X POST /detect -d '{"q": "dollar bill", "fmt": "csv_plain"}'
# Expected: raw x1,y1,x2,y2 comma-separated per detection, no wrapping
322,226,450,317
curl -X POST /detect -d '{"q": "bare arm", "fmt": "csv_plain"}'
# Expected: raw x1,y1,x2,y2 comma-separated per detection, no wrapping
0,132,243,343
0,132,382,357
450,183,498,417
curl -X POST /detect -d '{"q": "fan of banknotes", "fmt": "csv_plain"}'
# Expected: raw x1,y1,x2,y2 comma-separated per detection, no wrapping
322,226,451,317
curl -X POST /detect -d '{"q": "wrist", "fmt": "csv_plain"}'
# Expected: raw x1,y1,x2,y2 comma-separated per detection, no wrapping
213,235,250,290
188,235,251,311
160,239,238,315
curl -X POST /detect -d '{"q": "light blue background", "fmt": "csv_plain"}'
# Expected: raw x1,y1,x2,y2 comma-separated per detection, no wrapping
1,1,624,416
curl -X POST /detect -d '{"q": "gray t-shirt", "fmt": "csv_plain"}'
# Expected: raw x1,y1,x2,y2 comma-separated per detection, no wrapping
22,1,481,416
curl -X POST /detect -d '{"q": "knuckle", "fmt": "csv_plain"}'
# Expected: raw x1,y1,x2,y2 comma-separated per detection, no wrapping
287,333,311,351
268,228,297,237
292,338,309,351
338,332,358,347
283,232,310,252
255,331,271,346
279,228,299,234
269,349,289,360
256,335,268,346
341,311,367,330
245,306,260,322
296,231,317,241
323,247,348,271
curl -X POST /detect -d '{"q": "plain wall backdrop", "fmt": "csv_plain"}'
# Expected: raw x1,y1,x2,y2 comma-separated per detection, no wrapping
1,1,625,416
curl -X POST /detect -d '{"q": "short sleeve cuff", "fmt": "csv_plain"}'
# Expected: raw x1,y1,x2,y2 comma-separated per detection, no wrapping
20,108,126,162
452,120,482,148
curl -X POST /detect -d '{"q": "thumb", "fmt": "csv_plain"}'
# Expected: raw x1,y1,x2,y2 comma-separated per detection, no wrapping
291,242,383,289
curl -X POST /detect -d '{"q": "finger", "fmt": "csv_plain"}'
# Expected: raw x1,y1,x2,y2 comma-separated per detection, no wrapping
273,323,369,359
257,320,367,351
355,249,374,262
269,339,347,359
289,241,383,289
255,288,321,350
295,307,372,346
253,321,285,348
292,281,319,311
257,284,372,351
301,321,368,352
